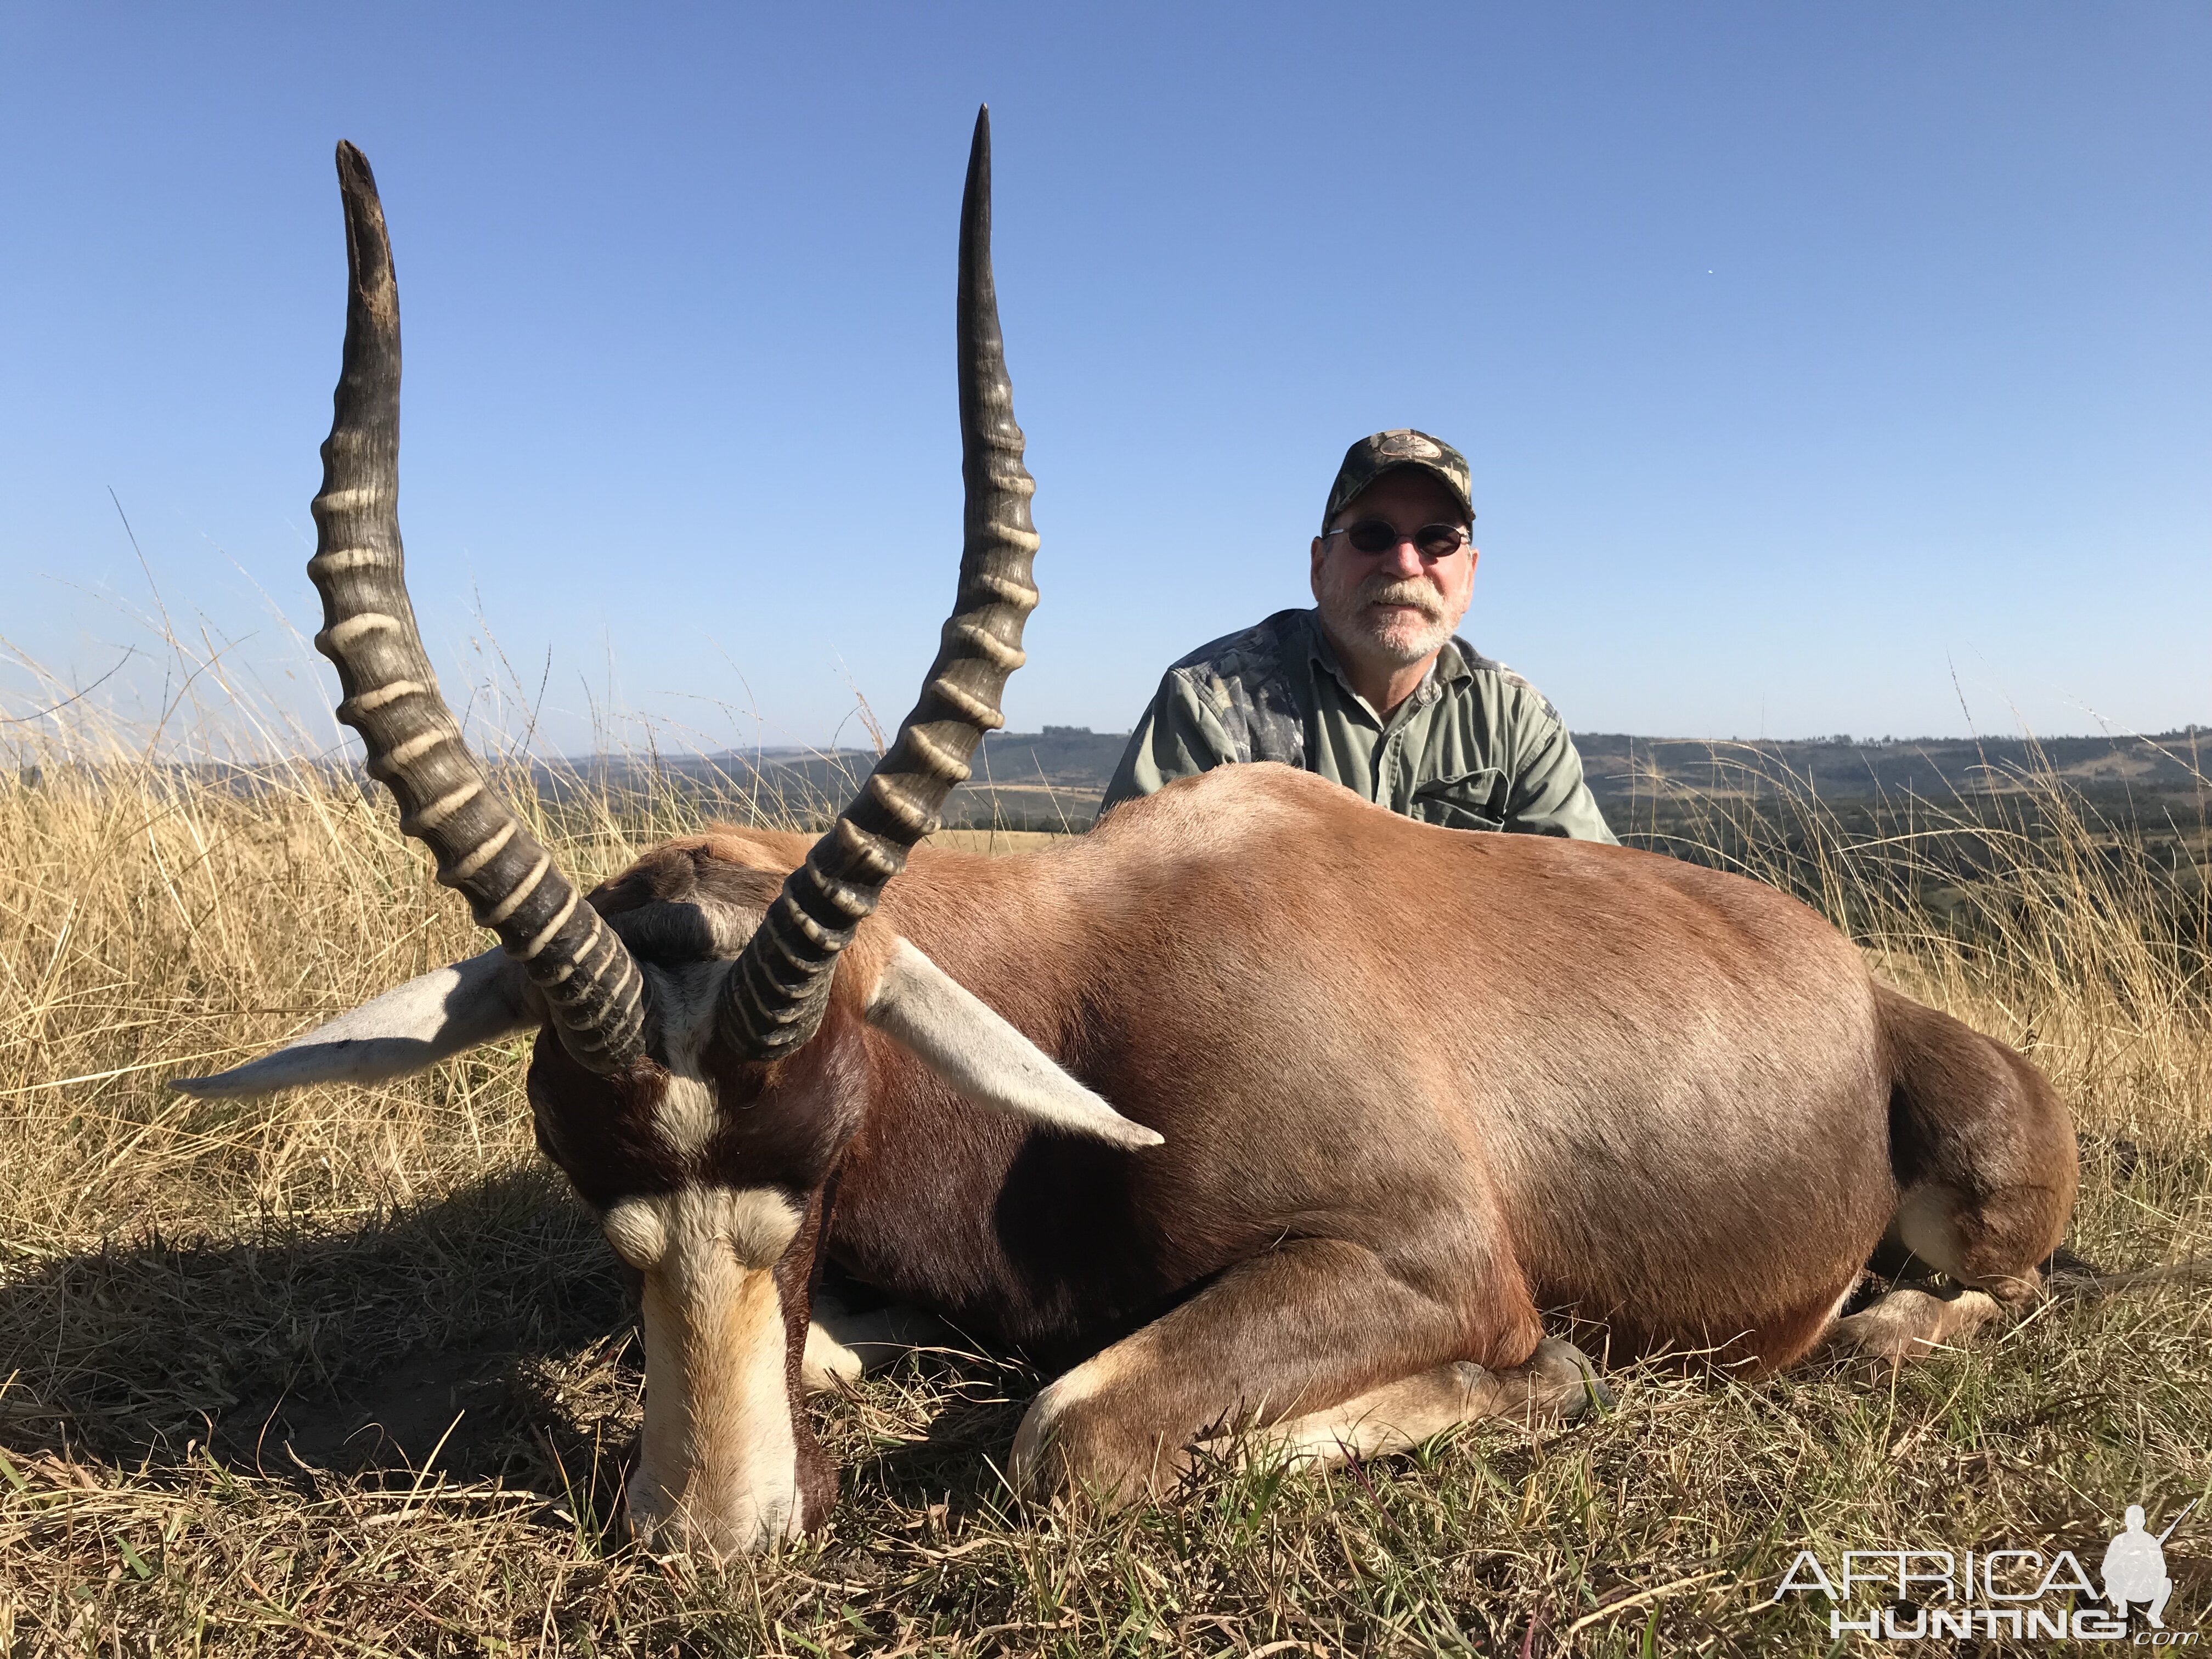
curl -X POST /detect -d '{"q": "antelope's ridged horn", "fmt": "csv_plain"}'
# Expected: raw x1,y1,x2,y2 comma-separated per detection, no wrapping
309,142,646,1074
720,106,1037,1061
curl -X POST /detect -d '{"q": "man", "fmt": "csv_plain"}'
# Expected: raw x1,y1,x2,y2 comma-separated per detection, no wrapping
1102,429,1616,840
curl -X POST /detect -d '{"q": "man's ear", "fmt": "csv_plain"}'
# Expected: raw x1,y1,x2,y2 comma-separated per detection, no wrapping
862,938,1163,1152
172,947,535,1098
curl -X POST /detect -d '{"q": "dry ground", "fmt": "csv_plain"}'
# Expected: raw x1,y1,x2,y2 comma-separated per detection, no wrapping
1,730,2206,1656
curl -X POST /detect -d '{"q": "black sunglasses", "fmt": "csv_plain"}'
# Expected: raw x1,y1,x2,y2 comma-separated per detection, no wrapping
1322,518,1471,558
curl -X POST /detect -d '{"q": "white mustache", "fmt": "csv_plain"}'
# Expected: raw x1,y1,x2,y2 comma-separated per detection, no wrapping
1359,578,1445,620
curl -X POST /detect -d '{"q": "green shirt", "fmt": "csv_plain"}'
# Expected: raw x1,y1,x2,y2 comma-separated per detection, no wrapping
1101,608,1617,842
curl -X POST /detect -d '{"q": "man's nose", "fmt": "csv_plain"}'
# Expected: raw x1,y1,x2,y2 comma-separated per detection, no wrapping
1381,537,1426,577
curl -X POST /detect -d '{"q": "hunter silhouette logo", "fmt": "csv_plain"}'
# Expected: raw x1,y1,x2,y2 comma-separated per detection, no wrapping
1771,1499,2198,1643
2103,1502,2192,1629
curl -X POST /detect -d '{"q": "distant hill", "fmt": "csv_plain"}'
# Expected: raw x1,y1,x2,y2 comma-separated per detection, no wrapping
657,724,2207,832
1572,730,2209,802
625,725,1127,832
97,725,2203,846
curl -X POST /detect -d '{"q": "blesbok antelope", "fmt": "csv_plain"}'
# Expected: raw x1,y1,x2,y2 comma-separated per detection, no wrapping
180,114,2078,1558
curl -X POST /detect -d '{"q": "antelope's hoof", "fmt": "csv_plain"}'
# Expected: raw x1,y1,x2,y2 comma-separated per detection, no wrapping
1520,1336,1617,1417
1009,1384,1183,1509
1818,1285,2003,1370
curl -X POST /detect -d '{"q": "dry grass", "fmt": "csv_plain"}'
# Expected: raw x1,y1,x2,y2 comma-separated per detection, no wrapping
1,661,2207,1655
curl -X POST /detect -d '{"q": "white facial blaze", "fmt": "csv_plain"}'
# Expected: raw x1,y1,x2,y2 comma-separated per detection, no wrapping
618,1186,806,1556
607,935,1152,1555
640,960,735,1159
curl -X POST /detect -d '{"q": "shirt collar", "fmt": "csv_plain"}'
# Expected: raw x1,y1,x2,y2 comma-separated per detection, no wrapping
1301,609,1471,712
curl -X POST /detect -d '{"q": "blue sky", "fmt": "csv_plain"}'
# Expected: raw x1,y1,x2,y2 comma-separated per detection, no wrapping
2,3,2204,753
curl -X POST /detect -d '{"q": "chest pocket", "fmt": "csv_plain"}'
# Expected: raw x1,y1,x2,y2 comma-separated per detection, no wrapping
1411,766,1508,831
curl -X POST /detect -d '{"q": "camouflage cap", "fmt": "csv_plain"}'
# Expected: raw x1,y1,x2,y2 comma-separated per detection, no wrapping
1322,429,1474,532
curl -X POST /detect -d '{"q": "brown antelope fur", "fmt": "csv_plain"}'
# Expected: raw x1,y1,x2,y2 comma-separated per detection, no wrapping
518,760,2076,1514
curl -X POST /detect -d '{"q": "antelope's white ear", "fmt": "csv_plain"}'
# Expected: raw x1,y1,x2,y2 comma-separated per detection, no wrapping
862,938,1163,1152
172,947,535,1098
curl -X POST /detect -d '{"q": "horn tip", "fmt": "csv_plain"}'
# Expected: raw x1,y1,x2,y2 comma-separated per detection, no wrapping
335,140,377,194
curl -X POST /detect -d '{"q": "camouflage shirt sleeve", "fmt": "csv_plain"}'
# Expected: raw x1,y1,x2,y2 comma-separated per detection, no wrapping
1101,616,1305,814
1502,693,1617,843
1101,668,1242,812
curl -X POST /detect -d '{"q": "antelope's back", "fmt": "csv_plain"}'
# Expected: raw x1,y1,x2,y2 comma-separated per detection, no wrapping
1077,765,1897,1321
879,764,1899,1334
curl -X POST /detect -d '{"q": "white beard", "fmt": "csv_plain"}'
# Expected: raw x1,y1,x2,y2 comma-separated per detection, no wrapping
1324,577,1452,667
